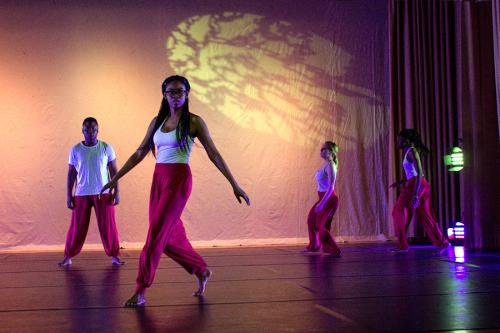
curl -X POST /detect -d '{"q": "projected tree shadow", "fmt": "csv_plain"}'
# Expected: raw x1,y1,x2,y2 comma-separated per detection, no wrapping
166,12,384,148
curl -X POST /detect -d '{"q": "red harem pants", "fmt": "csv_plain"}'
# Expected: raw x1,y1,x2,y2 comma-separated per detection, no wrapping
64,194,120,258
136,163,207,294
307,191,341,254
392,177,448,249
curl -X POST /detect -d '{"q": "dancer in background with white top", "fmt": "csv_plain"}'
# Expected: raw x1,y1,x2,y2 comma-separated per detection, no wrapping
59,117,123,266
304,141,341,256
390,129,449,252
100,75,250,307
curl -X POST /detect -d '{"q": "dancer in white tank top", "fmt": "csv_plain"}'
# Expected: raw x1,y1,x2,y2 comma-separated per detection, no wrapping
101,75,250,307
304,141,341,256
390,129,449,252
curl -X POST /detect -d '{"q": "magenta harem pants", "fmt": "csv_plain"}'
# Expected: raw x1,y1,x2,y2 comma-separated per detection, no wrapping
307,191,341,254
64,194,120,258
392,177,448,250
135,163,207,294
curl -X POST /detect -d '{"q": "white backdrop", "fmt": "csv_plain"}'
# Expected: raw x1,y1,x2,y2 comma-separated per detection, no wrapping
0,0,391,251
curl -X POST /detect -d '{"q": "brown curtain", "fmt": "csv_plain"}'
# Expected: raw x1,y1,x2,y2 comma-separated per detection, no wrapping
459,1,500,251
389,0,461,236
389,0,500,250
494,0,500,140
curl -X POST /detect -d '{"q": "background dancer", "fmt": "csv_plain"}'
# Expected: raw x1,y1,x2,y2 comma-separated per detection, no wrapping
304,141,341,256
390,129,449,252
59,117,123,266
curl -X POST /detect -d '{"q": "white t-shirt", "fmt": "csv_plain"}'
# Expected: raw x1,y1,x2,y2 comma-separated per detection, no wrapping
68,140,116,196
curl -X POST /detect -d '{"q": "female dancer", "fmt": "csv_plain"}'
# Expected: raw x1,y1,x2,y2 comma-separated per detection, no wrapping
304,141,341,256
100,75,250,307
390,129,448,252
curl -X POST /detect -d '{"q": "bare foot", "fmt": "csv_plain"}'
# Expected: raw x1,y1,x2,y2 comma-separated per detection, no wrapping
301,247,320,254
389,247,409,253
111,256,125,265
58,257,72,267
193,269,212,296
124,293,145,307
437,242,451,255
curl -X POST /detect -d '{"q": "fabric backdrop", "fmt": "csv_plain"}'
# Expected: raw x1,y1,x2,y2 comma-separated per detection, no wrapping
0,0,390,251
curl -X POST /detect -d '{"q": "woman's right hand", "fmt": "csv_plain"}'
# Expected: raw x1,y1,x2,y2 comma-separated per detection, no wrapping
389,180,405,189
100,179,117,197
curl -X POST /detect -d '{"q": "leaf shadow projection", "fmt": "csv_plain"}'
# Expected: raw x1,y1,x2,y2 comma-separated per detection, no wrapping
167,12,385,149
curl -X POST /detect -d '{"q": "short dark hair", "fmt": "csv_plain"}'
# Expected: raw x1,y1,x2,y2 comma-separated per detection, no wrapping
82,117,98,126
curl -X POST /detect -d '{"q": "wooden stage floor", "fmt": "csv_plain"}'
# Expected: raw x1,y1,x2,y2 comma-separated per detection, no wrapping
1,243,500,332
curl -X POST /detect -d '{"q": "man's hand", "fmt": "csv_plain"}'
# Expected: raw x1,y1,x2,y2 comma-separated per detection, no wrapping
67,196,75,210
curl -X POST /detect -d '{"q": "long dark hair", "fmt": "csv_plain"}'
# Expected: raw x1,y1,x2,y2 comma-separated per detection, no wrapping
148,75,192,156
324,141,339,165
398,129,430,156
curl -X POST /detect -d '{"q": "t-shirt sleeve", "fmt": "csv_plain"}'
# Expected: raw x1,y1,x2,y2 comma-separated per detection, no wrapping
106,143,117,162
68,146,76,165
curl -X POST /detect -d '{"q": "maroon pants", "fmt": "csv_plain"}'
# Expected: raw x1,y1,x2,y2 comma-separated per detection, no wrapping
392,177,448,249
136,164,207,294
307,191,341,254
64,194,120,258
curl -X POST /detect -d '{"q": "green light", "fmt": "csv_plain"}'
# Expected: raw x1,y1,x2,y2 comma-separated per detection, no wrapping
444,146,463,172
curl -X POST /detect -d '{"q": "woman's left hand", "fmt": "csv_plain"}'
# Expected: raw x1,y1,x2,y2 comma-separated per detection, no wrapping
233,186,251,205
315,202,324,213
411,195,420,209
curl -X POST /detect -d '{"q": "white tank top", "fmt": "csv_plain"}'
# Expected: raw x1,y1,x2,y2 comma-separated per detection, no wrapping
402,148,418,179
315,162,337,192
153,121,194,164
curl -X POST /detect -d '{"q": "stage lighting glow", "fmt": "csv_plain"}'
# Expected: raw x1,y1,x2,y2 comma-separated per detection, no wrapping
444,146,464,172
448,221,465,246
453,246,465,264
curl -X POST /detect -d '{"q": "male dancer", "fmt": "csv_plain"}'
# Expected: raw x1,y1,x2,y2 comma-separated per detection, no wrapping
59,117,124,266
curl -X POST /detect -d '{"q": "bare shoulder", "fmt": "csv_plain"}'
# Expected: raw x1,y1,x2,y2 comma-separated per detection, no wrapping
190,113,211,139
409,146,419,158
326,161,336,172
190,113,207,130
145,116,158,131
190,113,203,125
150,116,158,125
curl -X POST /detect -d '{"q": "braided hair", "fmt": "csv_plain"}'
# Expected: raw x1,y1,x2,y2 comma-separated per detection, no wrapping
398,129,430,156
148,75,192,156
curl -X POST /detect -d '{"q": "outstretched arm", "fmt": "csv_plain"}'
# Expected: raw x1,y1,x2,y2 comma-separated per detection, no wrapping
100,117,157,195
193,115,250,205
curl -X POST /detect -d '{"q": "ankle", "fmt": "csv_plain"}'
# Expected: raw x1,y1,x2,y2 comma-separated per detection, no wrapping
196,269,207,278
